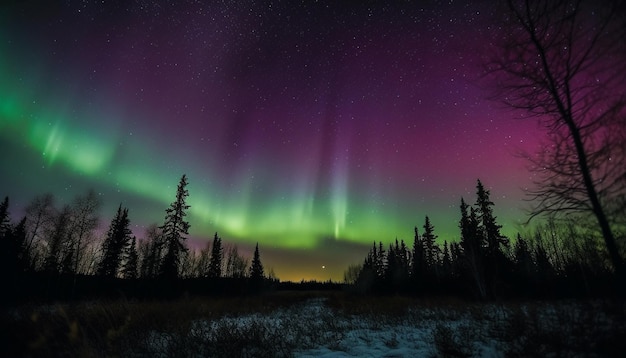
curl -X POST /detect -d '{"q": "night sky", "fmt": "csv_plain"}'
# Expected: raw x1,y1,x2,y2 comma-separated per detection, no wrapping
0,1,544,281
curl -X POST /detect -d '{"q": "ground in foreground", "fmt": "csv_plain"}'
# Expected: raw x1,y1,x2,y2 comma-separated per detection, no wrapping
3,292,625,357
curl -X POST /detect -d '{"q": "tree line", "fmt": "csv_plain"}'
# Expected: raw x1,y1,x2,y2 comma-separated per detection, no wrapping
347,179,621,299
1,176,622,302
0,175,269,302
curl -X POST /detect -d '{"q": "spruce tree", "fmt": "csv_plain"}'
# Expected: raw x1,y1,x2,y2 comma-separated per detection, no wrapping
475,180,508,257
249,242,264,281
474,179,510,298
411,226,426,287
159,175,191,280
422,216,439,269
459,197,486,299
98,205,132,278
208,232,223,278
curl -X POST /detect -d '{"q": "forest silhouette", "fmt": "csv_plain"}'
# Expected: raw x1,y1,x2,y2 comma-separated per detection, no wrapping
0,175,622,304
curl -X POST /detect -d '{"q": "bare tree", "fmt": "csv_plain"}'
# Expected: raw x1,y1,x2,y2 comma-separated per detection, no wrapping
224,244,249,278
24,193,56,270
67,190,101,275
488,0,626,275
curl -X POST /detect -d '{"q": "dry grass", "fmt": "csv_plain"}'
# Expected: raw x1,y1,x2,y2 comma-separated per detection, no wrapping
3,292,624,357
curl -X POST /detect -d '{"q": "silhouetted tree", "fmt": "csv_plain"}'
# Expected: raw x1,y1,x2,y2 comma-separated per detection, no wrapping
249,243,264,282
98,205,132,278
121,236,138,279
139,224,164,278
488,0,626,278
343,263,362,285
208,232,223,278
474,180,510,298
460,198,486,299
1,214,28,280
24,193,55,271
411,226,427,291
224,244,248,278
475,180,509,257
159,175,191,279
44,205,72,274
67,190,101,275
422,216,440,280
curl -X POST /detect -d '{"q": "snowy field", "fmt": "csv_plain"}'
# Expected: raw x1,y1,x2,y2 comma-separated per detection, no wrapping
5,294,624,357
139,297,623,357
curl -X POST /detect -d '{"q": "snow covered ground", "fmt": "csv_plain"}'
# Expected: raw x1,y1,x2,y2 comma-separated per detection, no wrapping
141,297,622,357
9,295,621,357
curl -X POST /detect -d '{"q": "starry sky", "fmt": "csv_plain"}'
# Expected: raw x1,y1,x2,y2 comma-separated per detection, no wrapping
0,1,544,281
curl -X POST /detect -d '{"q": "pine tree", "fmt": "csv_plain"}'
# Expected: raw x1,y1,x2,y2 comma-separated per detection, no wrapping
459,197,486,299
208,232,223,278
422,216,439,269
474,179,510,298
98,205,132,278
411,226,426,284
475,180,508,257
159,175,191,279
249,243,264,281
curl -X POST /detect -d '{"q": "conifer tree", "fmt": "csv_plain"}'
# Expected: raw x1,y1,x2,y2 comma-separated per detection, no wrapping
459,198,486,299
249,242,264,281
411,226,426,284
422,216,439,269
98,205,132,278
208,232,223,278
159,174,191,279
475,180,508,257
474,179,510,298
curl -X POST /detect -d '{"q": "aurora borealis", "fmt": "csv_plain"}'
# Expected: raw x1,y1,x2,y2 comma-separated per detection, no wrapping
0,1,544,281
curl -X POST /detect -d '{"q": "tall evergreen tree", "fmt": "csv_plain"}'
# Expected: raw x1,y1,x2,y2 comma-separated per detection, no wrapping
159,175,191,279
249,243,264,282
208,232,223,278
475,180,508,257
475,179,510,298
459,197,486,299
411,226,426,287
98,205,132,278
422,216,439,270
